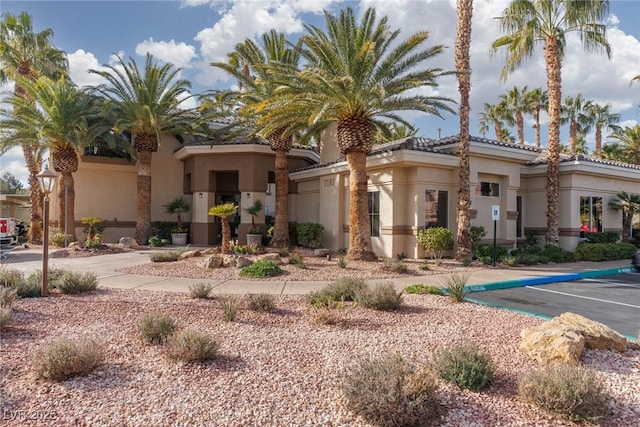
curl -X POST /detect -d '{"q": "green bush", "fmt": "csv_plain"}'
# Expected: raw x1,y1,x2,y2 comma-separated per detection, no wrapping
470,225,487,258
188,283,213,299
355,282,403,311
574,242,637,261
0,306,12,330
148,235,170,247
434,344,496,391
306,277,367,305
515,253,540,266
540,244,574,263
150,221,177,241
136,311,177,345
518,364,611,422
501,256,518,267
164,329,219,363
584,231,620,244
342,354,439,426
55,271,98,294
49,231,75,247
475,244,509,261
404,284,444,295
296,222,324,248
239,260,282,278
32,336,104,381
418,227,453,261
150,250,182,262
248,293,276,312
441,271,470,303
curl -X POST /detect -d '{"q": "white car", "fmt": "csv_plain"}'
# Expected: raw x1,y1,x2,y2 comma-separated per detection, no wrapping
0,218,24,245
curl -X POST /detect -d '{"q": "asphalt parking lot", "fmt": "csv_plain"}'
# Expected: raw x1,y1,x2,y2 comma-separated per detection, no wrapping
469,272,640,338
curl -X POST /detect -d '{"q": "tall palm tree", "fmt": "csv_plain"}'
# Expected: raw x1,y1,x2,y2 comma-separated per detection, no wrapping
561,94,592,154
501,85,529,144
586,102,619,158
0,76,103,240
0,12,68,244
90,54,200,244
524,87,548,147
211,30,302,249
478,101,512,142
258,7,455,261
493,0,611,246
608,125,640,165
455,0,474,260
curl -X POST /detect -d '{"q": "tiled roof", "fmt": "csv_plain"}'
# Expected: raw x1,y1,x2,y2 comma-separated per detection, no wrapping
527,152,640,170
184,134,318,152
432,134,543,153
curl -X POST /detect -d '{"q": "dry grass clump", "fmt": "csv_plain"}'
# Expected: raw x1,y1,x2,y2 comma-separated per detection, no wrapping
150,250,182,263
441,271,471,302
164,329,219,363
0,306,13,330
306,277,367,306
0,286,17,307
248,293,276,312
354,282,403,311
136,311,177,344
54,271,98,294
219,294,242,321
433,344,496,391
32,336,104,381
188,283,213,299
342,354,439,426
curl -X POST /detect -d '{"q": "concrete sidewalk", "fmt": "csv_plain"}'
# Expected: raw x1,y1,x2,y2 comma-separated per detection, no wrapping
2,245,635,295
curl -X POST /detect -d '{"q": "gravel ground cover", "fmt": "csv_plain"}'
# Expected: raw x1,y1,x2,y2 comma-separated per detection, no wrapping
2,289,639,426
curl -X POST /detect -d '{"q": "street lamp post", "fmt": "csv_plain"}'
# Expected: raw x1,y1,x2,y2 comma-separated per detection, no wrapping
37,166,58,297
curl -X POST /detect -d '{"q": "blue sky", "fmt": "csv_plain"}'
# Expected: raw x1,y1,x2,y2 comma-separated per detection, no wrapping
2,0,640,184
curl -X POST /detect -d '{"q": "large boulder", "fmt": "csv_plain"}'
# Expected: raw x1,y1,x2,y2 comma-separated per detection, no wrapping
118,236,139,249
199,255,224,269
179,250,201,260
521,324,585,365
551,312,627,353
256,253,282,265
223,255,253,268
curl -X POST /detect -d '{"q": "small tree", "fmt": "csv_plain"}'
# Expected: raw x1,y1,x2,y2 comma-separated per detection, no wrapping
418,227,454,262
164,196,191,233
208,203,237,254
243,200,263,234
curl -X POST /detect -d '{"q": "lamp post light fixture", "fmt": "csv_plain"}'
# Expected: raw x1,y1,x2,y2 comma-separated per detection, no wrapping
36,165,58,296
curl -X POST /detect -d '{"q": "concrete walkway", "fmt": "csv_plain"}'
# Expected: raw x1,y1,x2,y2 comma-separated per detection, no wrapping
2,245,636,295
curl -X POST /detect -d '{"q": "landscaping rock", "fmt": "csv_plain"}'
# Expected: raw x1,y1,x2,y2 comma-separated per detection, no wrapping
179,250,201,260
256,253,282,265
313,248,330,257
199,255,224,269
201,248,219,255
550,312,627,352
520,324,585,365
119,237,139,249
223,255,253,268
68,241,82,250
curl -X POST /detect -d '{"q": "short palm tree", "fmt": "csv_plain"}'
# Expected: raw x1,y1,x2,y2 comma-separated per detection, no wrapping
258,7,455,260
492,0,611,246
561,94,592,154
164,195,191,232
208,202,238,254
586,102,619,158
608,125,640,165
0,76,103,240
91,54,201,244
0,12,68,244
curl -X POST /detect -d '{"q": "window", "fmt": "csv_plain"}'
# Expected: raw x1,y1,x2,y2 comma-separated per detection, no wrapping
516,196,523,238
580,196,602,238
425,190,448,228
368,191,380,237
479,182,500,197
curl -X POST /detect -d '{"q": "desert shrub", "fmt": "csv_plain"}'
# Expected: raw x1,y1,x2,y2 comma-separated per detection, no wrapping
239,260,282,278
49,231,75,247
219,295,242,321
296,222,324,248
288,253,306,269
188,283,213,299
337,256,347,268
164,329,219,363
342,354,439,426
307,277,367,305
32,336,104,381
404,284,444,296
540,244,574,263
248,293,275,312
394,252,408,261
55,271,98,294
277,248,290,257
148,235,169,247
0,286,17,307
419,260,430,270
355,282,403,311
0,306,12,330
136,311,177,344
461,257,471,267
584,231,620,244
574,242,637,261
441,271,470,302
518,364,611,422
0,268,23,288
501,256,518,267
418,227,453,261
309,296,352,326
381,258,408,274
434,344,496,391
150,250,182,263
515,253,540,266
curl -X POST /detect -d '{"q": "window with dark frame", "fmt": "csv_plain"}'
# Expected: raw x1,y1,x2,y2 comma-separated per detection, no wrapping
579,196,602,238
425,190,448,228
479,181,500,197
368,191,380,237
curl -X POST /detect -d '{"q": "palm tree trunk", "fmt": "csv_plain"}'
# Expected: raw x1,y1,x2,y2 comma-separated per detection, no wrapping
270,149,290,248
494,121,503,142
23,143,43,244
545,36,562,246
569,119,577,154
516,109,524,144
595,126,602,158
534,105,541,148
57,171,76,241
455,0,473,260
136,150,153,244
221,219,231,254
346,151,377,261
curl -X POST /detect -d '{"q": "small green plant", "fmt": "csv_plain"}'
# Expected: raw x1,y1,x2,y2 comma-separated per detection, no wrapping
244,200,264,234
355,282,403,311
337,255,347,268
404,284,444,295
219,295,242,321
248,293,276,312
518,364,611,422
49,231,75,247
0,306,12,330
82,216,106,240
288,253,306,269
342,354,439,426
277,248,290,257
419,260,430,270
296,222,324,248
136,311,177,344
394,252,408,261
239,260,282,278
337,247,347,256
501,255,518,267
32,336,104,381
84,235,103,249
381,257,408,274
188,283,213,299
231,243,260,255
309,296,352,326
306,277,367,305
164,329,219,363
148,235,169,247
55,271,98,294
418,226,453,262
461,257,471,267
164,196,191,233
470,225,487,258
150,250,182,262
441,271,470,302
434,344,496,391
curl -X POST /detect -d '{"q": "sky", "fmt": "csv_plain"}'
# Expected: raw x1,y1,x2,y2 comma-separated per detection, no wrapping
1,0,639,185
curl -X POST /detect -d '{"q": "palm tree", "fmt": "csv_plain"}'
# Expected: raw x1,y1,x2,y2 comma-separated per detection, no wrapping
478,102,511,142
608,191,640,242
258,7,455,260
608,125,640,165
208,202,238,254
492,0,611,246
374,123,418,143
586,102,619,158
524,87,548,147
561,94,592,154
0,12,68,244
501,85,529,144
90,54,200,244
0,76,103,241
601,141,624,162
211,30,302,249
455,0,474,260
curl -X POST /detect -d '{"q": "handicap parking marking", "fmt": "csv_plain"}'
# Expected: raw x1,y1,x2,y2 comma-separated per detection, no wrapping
524,285,640,309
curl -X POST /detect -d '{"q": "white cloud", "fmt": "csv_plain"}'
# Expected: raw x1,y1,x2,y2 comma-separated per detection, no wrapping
67,49,110,87
0,147,30,185
135,38,198,69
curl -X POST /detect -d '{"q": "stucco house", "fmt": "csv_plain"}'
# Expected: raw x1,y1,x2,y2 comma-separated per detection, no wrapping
55,129,639,259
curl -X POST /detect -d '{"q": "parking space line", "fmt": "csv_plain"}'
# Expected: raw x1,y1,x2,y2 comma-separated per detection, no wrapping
524,286,640,309
581,279,640,289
